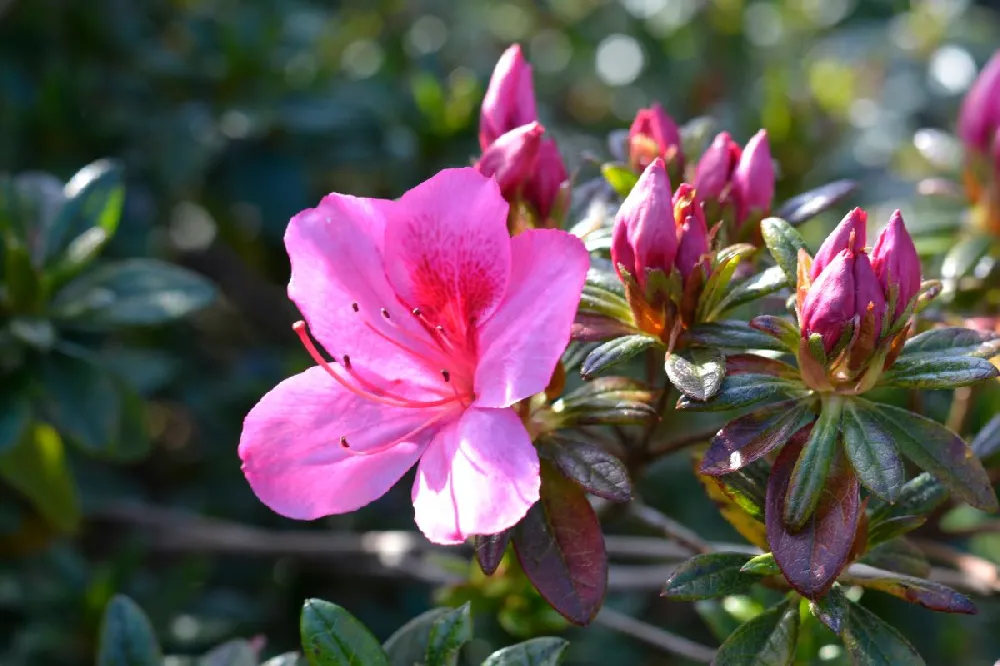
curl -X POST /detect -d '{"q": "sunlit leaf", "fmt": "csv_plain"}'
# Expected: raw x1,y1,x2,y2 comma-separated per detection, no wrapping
300,599,388,666
701,400,815,476
665,347,724,401
580,334,660,379
713,598,799,666
841,399,905,503
840,567,976,614
760,217,808,285
481,637,568,666
879,356,998,389
0,423,80,532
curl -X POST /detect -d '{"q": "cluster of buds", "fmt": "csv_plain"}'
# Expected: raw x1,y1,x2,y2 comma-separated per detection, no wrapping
476,45,570,233
788,208,921,392
610,158,710,344
957,49,1000,233
694,130,775,239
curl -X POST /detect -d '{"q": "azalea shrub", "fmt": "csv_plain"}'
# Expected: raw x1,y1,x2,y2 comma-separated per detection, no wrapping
6,3,1000,666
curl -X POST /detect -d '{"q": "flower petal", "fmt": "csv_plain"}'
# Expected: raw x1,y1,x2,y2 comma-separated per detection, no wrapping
474,229,589,407
384,168,512,343
412,407,540,544
239,367,440,520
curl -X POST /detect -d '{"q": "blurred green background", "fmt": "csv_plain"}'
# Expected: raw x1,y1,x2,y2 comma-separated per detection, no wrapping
2,0,1000,664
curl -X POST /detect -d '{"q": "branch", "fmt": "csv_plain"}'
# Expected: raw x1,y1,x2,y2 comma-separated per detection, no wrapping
627,501,711,554
594,607,716,663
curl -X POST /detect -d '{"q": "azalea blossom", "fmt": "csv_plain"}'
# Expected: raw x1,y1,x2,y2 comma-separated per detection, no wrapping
239,168,589,544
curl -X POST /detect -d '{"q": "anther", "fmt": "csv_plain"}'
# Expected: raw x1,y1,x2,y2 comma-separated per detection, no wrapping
441,370,451,383
381,308,391,319
340,436,350,448
351,302,359,312
342,354,352,369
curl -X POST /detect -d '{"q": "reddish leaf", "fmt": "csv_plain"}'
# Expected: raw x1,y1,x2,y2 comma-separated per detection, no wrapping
474,530,512,576
725,354,799,379
513,462,608,625
766,437,861,598
840,567,977,614
700,401,815,476
571,313,638,342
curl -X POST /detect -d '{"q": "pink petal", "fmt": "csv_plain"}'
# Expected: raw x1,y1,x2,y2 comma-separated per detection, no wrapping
285,193,442,392
239,367,442,520
412,407,540,544
384,168,512,344
474,228,589,407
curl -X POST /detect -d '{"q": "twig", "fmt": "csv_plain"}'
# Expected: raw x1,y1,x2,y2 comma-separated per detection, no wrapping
627,501,711,554
594,606,716,663
911,539,1000,594
946,385,975,434
643,425,720,460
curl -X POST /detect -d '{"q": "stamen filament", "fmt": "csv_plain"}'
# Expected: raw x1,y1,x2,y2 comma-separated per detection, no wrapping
341,412,450,457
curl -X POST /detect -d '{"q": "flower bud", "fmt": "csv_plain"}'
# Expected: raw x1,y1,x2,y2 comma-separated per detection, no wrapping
801,249,885,353
732,129,775,224
475,122,544,199
870,210,921,317
810,207,868,280
522,138,568,222
673,183,709,281
611,158,676,289
694,132,741,203
480,45,538,150
957,50,1000,155
628,103,682,172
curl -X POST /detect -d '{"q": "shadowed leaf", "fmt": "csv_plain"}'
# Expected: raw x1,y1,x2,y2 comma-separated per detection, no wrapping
678,374,810,412
684,320,787,352
842,399,905,503
879,356,998,389
843,600,926,665
97,595,163,666
869,473,949,526
809,585,850,635
475,531,512,576
859,539,931,578
581,334,660,379
540,438,631,502
712,598,799,666
300,599,388,666
481,637,568,666
970,413,1000,460
773,180,857,226
783,398,842,531
713,265,788,316
661,552,756,600
701,400,815,476
899,327,1000,360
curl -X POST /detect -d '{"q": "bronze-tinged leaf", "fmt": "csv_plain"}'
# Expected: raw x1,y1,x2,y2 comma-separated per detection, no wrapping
693,454,770,550
840,566,977,615
725,354,800,379
475,530,512,576
766,438,861,598
513,462,608,625
539,438,632,502
571,313,639,342
700,401,815,476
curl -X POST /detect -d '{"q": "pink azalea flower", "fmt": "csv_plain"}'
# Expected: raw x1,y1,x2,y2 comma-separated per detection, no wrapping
239,168,589,545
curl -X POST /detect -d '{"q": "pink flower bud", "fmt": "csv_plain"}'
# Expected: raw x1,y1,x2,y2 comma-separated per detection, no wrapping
801,249,885,353
611,158,676,288
475,122,544,199
810,207,868,280
480,45,538,150
523,138,568,222
673,183,709,281
628,103,682,172
870,210,921,317
733,129,775,223
957,50,1000,154
694,132,741,203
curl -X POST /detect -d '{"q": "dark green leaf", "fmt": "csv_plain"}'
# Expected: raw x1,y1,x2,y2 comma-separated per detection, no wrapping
50,258,215,329
37,351,120,455
684,320,787,352
867,516,926,548
879,356,998,389
713,598,799,666
47,159,124,265
0,381,31,455
748,315,801,352
578,285,633,322
475,531,511,576
767,438,860,598
760,217,808,285
971,413,1000,460
513,462,608,625
783,398,843,531
424,604,472,666
600,163,638,198
859,539,931,578
580,334,660,379
97,595,163,666
0,423,80,532
199,640,258,666
841,399,905,503
481,637,568,666
540,438,631,502
384,609,451,665
840,566,976,614
941,235,991,281
809,585,850,635
114,380,151,462
678,374,810,412
869,473,949,526
701,400,815,476
714,265,788,315
862,401,997,512
899,327,1000,360
842,601,926,665
772,180,857,226
665,347,724,401
300,598,389,666
661,552,757,600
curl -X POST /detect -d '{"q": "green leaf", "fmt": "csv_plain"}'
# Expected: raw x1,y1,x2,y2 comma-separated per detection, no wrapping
664,347,724,401
300,599,389,666
474,530,511,576
513,462,608,625
697,251,743,322
714,265,788,316
540,438,631,502
840,566,976,614
841,399,905,503
580,334,660,379
47,159,124,265
96,595,163,666
0,423,80,532
869,473,949,526
37,351,121,455
684,320,787,352
760,217,808,285
0,381,31,455
199,640,259,666
899,327,1000,360
50,258,215,329
842,600,926,665
481,637,568,666
4,239,40,311
578,285,633,322
700,399,815,476
867,516,926,548
740,553,781,576
713,598,799,666
678,374,810,412
783,398,843,531
970,413,1000,460
772,180,857,226
600,163,639,198
941,234,991,281
661,552,757,600
809,585,850,635
383,604,472,666
747,315,801,352
862,401,997,512
879,356,998,389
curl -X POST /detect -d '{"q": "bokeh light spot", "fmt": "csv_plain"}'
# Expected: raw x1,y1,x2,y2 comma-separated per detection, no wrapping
595,34,645,87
